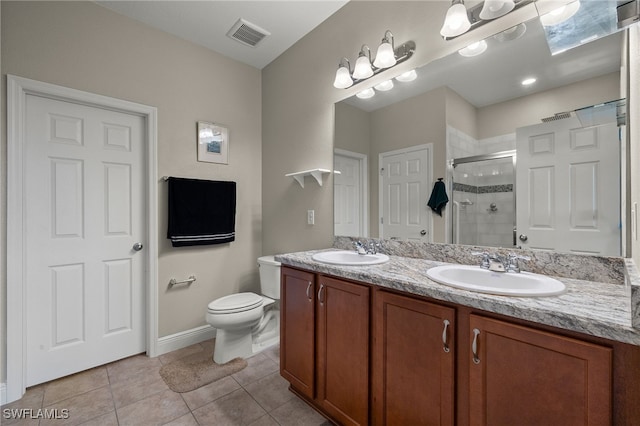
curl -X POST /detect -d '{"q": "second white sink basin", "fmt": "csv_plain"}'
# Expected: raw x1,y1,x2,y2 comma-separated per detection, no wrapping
426,264,566,297
312,250,390,266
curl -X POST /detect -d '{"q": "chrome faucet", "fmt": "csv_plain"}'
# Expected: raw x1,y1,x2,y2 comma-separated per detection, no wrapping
472,252,530,273
354,241,381,255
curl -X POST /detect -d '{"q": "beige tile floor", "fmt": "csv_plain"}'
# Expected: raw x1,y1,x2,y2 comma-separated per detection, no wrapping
1,340,332,426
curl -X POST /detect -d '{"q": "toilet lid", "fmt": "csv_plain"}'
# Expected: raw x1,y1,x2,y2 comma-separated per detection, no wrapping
207,292,263,314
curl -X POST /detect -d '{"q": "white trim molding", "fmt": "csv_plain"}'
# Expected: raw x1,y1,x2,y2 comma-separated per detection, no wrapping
156,326,217,357
6,75,159,404
334,148,369,237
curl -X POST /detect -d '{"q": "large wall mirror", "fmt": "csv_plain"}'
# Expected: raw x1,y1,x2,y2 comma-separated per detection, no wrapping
334,1,628,256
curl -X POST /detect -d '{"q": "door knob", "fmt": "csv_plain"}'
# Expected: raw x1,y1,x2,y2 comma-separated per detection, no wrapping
133,242,144,251
420,229,427,236
519,234,528,242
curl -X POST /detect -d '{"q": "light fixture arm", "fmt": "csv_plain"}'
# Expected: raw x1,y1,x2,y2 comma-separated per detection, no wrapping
382,30,395,50
338,57,351,73
358,44,372,61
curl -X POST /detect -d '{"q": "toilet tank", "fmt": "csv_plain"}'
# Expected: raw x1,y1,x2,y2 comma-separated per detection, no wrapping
258,255,281,299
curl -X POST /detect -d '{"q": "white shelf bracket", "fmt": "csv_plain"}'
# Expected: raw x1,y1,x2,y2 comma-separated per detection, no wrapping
285,168,339,188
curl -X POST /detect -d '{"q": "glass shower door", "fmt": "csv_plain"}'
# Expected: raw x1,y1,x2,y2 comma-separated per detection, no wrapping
451,152,516,248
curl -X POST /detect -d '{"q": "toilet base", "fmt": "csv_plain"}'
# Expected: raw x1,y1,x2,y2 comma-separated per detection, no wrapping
212,302,280,364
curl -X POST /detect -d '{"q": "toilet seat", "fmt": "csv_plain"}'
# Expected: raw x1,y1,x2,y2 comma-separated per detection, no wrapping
207,292,263,314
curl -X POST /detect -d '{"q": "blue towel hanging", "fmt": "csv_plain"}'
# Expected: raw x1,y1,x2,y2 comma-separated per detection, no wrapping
167,177,236,247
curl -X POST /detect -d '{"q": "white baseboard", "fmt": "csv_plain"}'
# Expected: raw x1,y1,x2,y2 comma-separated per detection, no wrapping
1,382,7,405
155,325,217,357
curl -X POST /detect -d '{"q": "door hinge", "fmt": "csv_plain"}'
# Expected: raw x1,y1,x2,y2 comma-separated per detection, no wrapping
380,168,384,176
381,217,384,224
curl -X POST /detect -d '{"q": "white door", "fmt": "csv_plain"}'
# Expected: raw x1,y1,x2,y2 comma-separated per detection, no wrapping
516,118,620,255
380,145,432,241
334,151,365,237
24,94,146,385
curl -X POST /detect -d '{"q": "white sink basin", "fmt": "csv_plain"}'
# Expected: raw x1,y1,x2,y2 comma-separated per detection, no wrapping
426,264,566,297
311,250,390,266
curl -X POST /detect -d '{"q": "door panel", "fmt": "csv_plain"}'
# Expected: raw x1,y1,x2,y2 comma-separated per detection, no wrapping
380,145,431,241
517,119,620,255
25,94,146,385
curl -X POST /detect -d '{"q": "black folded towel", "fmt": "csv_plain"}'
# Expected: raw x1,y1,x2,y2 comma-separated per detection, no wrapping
167,177,236,247
427,179,448,217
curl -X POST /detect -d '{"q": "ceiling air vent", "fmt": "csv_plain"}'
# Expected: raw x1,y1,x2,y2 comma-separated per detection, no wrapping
227,18,271,48
541,112,572,122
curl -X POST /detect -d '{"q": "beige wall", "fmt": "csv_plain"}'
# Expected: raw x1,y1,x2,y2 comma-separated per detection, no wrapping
334,102,371,156
445,87,478,139
261,0,535,256
1,1,262,383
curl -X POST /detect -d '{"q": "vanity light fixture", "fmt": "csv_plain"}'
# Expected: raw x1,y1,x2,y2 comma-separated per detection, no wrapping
373,30,397,68
332,30,415,89
356,87,376,99
479,0,515,20
458,40,488,57
333,57,353,89
540,0,581,27
395,69,418,82
353,45,374,79
374,80,394,91
441,0,534,40
441,0,472,38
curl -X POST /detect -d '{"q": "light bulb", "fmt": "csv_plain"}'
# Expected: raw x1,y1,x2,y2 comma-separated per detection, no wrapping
373,42,396,68
374,80,394,91
395,69,417,82
356,88,375,99
440,2,471,37
333,66,353,89
353,55,374,79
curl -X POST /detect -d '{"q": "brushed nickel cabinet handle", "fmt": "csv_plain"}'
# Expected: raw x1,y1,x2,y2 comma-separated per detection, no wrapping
318,284,325,304
442,319,451,353
472,328,481,364
306,282,313,301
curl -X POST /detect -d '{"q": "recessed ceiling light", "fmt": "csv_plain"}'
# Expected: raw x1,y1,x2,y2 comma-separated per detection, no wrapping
521,77,537,86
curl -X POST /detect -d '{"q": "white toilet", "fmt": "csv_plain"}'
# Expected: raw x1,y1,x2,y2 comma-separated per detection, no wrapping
206,255,281,364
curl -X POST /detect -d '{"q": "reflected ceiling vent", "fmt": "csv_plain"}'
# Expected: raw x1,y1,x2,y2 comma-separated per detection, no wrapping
226,18,271,47
541,112,572,122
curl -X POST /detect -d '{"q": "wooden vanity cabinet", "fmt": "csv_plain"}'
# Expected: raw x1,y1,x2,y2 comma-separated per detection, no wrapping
372,290,456,426
280,267,370,426
467,314,612,426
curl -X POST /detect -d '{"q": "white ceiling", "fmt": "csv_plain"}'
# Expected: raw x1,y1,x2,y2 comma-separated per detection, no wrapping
96,0,348,69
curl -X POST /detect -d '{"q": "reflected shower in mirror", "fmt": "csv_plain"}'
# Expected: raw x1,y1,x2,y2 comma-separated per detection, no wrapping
333,8,627,256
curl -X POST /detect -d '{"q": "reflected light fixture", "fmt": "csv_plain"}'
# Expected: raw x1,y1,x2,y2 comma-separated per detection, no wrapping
395,69,417,82
479,0,515,20
373,30,397,68
374,80,394,91
353,45,374,79
356,88,376,99
440,0,471,38
333,57,353,89
540,0,581,27
458,40,488,57
333,30,415,89
521,77,537,86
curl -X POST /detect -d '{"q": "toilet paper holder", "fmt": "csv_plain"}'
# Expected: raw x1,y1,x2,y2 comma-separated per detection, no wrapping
169,275,197,288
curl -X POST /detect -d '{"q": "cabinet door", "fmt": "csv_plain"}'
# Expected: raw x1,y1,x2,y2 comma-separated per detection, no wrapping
316,276,370,426
280,267,316,399
372,290,455,426
469,315,612,426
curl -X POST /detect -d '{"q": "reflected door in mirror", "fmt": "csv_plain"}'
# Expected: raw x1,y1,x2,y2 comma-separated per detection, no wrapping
516,118,621,255
380,145,432,241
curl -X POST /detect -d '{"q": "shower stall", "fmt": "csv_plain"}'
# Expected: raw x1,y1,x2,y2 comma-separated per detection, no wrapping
450,151,516,248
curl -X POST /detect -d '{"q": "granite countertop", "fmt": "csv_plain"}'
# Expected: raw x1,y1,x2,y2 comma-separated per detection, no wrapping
276,249,640,346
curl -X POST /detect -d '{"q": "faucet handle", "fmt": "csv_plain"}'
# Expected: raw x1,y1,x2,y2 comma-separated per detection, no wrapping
471,251,491,269
354,241,367,255
506,253,530,273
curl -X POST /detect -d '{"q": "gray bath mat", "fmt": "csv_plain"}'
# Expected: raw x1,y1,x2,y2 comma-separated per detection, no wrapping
159,351,247,393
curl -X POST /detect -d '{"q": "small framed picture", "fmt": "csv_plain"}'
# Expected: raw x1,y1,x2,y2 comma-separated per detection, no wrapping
197,121,229,164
